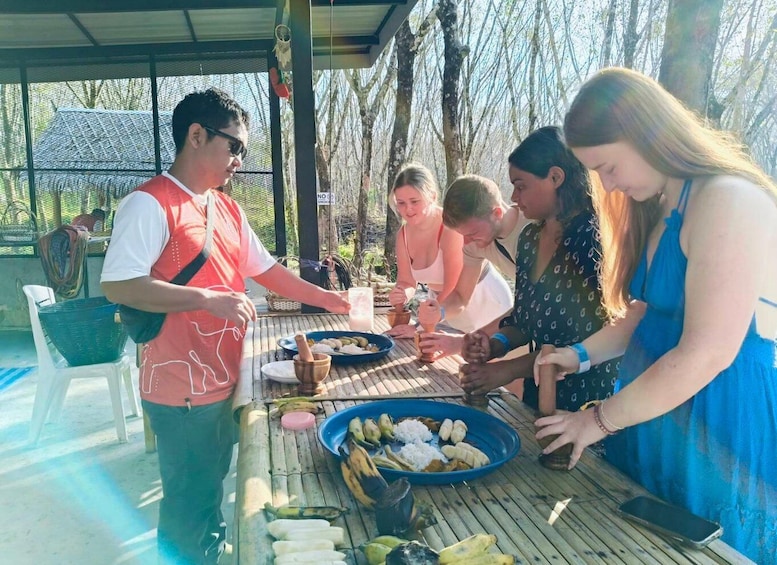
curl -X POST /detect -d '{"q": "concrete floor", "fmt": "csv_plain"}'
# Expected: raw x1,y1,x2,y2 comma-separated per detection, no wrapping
0,330,238,565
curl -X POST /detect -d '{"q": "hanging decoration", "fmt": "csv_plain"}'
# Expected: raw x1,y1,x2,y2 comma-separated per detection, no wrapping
270,67,291,99
273,24,292,71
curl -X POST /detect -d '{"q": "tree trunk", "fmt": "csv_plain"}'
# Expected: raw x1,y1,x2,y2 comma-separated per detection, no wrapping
528,0,542,131
623,0,640,68
440,0,468,186
384,20,416,278
354,111,375,268
659,0,724,113
601,0,618,67
315,138,338,255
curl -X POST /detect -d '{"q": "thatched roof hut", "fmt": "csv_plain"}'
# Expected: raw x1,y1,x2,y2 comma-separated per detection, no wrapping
24,108,175,198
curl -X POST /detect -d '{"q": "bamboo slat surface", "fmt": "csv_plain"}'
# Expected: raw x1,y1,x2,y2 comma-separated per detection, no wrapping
235,314,751,565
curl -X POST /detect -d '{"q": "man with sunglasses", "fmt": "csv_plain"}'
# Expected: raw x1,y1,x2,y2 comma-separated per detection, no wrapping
101,88,349,564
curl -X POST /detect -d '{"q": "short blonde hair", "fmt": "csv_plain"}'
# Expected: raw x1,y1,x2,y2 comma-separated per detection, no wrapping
442,174,504,228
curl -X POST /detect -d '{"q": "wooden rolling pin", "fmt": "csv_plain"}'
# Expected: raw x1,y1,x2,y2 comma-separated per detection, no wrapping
294,332,314,362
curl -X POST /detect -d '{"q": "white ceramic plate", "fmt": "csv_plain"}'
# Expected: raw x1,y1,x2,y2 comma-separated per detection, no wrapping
261,360,298,384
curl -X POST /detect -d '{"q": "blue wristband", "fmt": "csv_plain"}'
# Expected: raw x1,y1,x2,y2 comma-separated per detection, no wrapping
491,332,510,357
439,306,446,321
569,343,591,373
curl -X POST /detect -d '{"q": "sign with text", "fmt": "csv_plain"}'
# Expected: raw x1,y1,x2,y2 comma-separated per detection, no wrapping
317,192,335,206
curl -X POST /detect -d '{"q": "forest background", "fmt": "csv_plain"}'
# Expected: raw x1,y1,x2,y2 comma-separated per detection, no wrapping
0,0,775,274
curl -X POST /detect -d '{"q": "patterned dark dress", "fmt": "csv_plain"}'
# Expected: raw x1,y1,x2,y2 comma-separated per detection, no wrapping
500,211,618,411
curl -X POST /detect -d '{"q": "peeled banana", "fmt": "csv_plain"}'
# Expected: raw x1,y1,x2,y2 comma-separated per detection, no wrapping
439,533,497,564
267,518,331,539
283,526,345,546
339,439,388,508
438,418,453,442
274,549,346,564
272,539,335,555
264,502,348,521
450,419,468,444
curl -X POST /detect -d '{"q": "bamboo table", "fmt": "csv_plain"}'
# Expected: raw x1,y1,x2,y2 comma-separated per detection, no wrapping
233,313,751,565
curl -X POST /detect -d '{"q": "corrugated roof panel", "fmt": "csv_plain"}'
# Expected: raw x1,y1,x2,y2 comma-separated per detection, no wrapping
77,11,191,45
189,8,276,41
0,15,89,48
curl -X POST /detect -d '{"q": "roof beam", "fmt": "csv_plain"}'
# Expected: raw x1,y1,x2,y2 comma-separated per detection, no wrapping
0,1,278,13
0,39,275,64
66,13,98,46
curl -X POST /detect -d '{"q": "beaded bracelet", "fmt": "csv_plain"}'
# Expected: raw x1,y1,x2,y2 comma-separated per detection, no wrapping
598,402,624,432
593,403,620,435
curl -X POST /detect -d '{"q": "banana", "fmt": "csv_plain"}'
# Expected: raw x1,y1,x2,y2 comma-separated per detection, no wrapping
362,418,383,447
278,401,320,416
348,417,374,449
371,454,404,471
438,418,453,442
378,413,396,441
360,542,393,565
338,439,388,508
266,518,332,539
463,555,516,565
438,533,497,564
264,502,348,521
367,535,409,549
450,419,468,444
272,539,335,555
273,396,314,407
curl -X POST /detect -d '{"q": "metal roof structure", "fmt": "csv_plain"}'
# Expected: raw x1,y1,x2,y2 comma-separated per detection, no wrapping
0,0,416,83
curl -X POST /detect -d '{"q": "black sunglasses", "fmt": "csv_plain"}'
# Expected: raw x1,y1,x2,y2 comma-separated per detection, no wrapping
201,124,248,161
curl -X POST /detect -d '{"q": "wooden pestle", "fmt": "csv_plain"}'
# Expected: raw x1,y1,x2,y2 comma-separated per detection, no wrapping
536,343,572,470
294,332,314,362
537,344,557,417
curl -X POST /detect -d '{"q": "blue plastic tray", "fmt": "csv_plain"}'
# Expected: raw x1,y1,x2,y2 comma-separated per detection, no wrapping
318,399,521,485
278,330,394,365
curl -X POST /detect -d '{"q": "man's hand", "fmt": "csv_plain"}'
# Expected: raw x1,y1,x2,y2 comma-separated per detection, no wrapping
204,290,257,325
386,323,416,339
321,290,350,314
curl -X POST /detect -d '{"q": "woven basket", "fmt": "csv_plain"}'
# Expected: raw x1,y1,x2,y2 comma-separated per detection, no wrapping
266,291,302,312
0,201,38,243
38,297,128,366
266,256,302,312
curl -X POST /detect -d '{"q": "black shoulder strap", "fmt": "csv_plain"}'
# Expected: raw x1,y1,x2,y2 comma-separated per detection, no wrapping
493,238,515,265
170,191,215,286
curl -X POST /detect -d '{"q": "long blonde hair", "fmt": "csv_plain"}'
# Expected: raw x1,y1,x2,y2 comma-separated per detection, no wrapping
564,67,777,316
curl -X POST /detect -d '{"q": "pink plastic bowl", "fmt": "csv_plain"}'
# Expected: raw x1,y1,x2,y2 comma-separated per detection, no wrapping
281,411,316,430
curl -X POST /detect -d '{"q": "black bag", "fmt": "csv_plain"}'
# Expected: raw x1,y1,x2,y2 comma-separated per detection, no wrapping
119,192,214,343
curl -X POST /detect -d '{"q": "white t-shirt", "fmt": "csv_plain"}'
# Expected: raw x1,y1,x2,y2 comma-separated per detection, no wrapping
101,171,276,282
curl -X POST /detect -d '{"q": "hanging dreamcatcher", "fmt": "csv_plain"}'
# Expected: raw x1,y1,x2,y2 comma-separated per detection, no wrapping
271,24,292,98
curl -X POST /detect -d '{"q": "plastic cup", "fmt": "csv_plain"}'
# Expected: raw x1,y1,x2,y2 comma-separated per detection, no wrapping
347,287,374,331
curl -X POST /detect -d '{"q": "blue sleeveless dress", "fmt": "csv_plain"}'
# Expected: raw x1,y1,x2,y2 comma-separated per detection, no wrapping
604,180,777,563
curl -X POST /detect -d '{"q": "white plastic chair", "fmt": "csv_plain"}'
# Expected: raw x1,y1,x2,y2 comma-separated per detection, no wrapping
23,285,139,444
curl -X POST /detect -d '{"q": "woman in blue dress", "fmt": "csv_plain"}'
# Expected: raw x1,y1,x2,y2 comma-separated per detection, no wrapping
534,68,777,563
